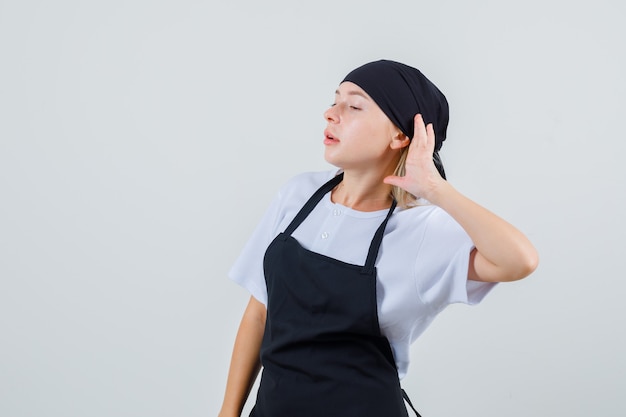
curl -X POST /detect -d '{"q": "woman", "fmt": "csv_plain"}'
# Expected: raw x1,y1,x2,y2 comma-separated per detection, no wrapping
218,60,538,417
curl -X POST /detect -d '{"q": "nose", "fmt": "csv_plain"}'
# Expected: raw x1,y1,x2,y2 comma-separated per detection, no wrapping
324,105,339,123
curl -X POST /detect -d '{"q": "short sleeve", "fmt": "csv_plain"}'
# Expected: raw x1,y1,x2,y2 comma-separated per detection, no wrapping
228,191,284,306
414,208,496,310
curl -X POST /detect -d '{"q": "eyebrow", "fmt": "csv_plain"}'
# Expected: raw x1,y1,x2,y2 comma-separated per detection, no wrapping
334,89,370,100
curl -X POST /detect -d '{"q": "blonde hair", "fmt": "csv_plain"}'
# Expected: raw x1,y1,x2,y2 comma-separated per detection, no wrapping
390,146,419,209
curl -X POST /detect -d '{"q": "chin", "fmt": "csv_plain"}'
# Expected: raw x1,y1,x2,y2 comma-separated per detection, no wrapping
323,151,336,165
323,154,344,169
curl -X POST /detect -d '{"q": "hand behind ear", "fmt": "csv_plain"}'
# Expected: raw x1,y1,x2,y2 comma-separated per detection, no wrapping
384,114,445,201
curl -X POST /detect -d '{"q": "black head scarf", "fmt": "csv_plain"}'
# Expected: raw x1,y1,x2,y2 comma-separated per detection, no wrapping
342,60,449,178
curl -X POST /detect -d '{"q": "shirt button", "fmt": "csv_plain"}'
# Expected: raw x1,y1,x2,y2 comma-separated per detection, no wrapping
333,209,341,216
321,232,329,239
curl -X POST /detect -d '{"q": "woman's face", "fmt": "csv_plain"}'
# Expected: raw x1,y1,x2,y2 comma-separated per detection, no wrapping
323,82,402,170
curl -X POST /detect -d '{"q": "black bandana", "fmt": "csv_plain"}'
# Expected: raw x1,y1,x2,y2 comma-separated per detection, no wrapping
342,60,449,152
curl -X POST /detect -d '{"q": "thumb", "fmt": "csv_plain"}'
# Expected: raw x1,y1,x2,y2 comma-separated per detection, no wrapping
383,175,405,188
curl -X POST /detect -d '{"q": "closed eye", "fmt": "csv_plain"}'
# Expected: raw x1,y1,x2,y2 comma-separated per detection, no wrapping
328,103,361,110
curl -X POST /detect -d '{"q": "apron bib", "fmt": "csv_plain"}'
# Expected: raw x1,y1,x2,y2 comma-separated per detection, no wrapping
252,173,421,417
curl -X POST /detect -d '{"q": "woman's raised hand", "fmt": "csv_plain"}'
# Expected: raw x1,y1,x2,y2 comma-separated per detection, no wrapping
385,114,538,282
384,114,448,204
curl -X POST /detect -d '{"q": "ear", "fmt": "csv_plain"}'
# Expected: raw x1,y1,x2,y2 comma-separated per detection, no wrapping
390,130,410,150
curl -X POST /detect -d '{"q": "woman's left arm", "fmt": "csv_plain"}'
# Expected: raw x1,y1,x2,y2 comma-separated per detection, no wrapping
385,114,539,283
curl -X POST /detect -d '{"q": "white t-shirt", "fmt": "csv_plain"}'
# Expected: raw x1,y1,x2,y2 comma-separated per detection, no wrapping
230,170,495,379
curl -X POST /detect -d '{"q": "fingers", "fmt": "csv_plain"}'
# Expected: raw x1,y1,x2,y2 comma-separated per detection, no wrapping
411,114,435,154
411,114,426,144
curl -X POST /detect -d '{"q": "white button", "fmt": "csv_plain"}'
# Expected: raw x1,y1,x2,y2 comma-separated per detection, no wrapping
321,232,329,239
333,209,341,216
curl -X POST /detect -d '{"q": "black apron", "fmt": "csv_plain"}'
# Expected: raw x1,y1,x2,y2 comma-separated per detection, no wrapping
251,173,421,417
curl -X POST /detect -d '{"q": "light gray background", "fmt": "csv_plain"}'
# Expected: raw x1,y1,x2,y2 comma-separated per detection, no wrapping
1,0,624,416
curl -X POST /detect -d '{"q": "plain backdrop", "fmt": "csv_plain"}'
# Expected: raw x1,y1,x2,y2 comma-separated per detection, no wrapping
1,0,625,416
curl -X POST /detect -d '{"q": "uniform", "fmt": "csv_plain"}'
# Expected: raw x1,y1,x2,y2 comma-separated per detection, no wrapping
230,171,495,415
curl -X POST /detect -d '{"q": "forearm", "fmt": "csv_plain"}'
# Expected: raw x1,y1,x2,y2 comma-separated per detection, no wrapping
383,115,538,282
219,296,266,417
431,181,539,282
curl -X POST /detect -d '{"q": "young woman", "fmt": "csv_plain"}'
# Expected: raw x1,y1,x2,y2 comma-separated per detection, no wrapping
218,60,538,417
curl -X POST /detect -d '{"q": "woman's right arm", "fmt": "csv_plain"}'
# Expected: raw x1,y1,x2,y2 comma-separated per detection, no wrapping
218,296,267,417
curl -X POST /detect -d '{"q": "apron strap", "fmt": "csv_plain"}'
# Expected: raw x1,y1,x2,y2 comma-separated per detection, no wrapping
362,198,397,275
283,173,344,236
283,171,397,276
402,389,423,417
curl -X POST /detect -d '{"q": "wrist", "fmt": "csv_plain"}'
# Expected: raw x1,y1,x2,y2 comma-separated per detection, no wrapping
421,177,454,206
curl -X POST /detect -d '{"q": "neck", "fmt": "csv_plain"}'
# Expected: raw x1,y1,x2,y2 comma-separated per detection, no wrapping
332,167,395,212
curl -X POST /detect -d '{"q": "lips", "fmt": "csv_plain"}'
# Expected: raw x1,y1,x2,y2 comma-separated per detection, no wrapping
324,129,339,145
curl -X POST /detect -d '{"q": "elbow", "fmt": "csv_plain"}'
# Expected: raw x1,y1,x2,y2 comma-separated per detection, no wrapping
523,245,540,276
510,248,539,281
471,244,539,283
527,249,540,275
